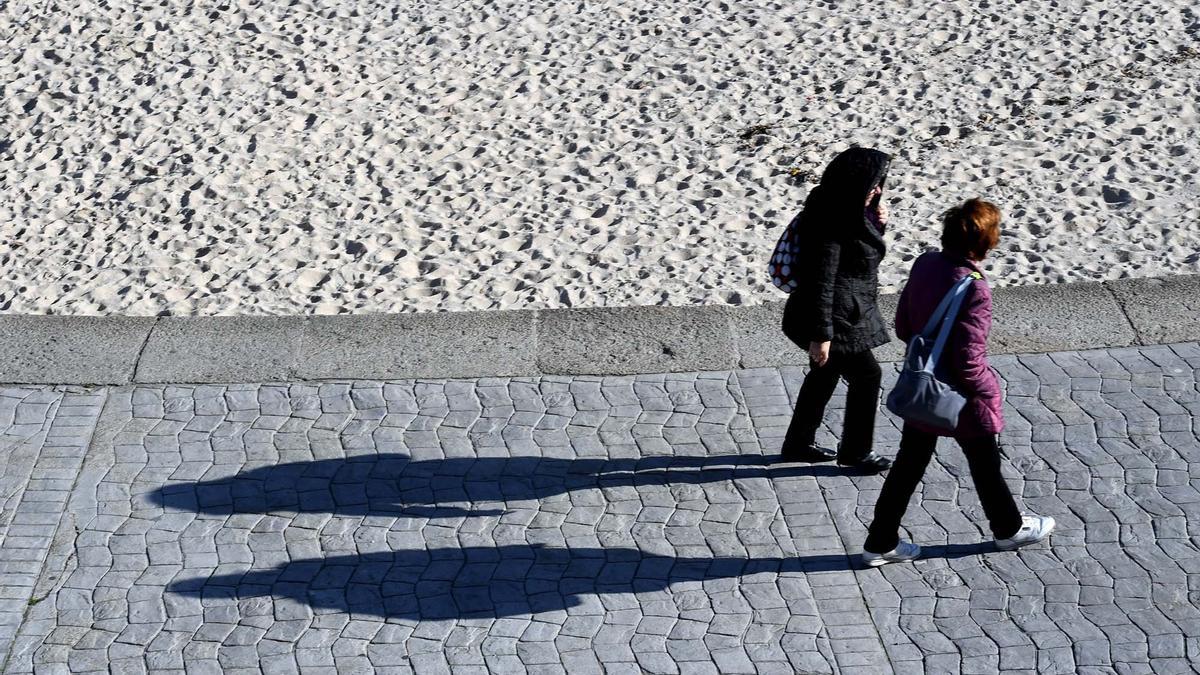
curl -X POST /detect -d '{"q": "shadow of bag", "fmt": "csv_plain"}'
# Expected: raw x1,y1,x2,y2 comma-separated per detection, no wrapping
885,273,981,431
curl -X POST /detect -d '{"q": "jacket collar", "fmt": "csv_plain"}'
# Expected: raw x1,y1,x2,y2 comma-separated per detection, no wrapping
940,248,985,275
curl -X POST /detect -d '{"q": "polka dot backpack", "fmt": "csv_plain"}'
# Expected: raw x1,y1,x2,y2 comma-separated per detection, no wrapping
769,210,803,293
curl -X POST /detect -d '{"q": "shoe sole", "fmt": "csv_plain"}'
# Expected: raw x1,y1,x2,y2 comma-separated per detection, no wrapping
865,556,918,567
863,550,921,567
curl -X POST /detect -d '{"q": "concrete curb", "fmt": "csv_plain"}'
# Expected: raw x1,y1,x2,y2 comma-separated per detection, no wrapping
1,274,1197,384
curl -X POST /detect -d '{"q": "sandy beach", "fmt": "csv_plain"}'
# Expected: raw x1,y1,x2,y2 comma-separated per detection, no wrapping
1,0,1198,316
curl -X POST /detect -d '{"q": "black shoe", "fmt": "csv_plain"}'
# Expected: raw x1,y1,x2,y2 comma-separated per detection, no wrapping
781,443,837,463
837,451,893,473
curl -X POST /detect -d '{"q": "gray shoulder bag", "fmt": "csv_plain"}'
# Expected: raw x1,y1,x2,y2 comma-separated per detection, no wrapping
885,272,981,431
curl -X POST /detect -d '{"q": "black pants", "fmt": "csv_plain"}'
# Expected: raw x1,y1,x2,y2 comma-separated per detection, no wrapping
864,425,1023,553
784,349,882,460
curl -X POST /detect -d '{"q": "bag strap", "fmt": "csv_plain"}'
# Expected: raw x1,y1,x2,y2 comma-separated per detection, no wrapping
919,273,973,338
928,273,981,366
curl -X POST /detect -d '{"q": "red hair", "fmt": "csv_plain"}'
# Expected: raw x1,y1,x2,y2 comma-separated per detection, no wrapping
941,198,1002,260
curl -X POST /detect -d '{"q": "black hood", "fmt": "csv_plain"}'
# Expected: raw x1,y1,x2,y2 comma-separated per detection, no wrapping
819,147,891,208
801,147,892,226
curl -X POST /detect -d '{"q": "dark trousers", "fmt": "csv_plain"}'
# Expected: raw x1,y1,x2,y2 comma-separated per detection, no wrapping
864,425,1023,553
784,349,882,460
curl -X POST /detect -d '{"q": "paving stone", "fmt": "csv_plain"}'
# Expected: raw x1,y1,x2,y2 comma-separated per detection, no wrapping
4,344,1200,671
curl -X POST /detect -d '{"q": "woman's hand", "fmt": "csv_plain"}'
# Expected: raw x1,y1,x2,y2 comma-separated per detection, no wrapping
809,341,831,368
874,200,889,227
865,185,888,226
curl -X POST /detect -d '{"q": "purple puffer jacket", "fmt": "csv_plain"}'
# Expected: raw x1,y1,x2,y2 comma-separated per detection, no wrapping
895,250,1004,438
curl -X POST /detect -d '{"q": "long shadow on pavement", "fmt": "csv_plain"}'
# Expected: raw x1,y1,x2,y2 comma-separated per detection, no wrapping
169,542,998,620
148,453,850,518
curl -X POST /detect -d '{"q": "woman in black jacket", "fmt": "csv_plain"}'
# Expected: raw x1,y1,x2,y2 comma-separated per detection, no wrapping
780,147,894,472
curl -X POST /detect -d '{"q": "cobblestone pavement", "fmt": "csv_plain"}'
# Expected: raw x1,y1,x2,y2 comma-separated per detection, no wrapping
1,343,1199,674
0,387,105,665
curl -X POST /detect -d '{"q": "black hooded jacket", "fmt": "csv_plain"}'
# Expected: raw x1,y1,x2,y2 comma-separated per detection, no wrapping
782,147,892,355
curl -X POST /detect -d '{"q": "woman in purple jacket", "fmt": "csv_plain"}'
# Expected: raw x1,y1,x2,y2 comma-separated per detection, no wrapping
862,198,1055,566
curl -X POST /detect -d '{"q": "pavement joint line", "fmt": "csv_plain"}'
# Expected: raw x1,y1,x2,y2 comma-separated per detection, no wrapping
129,317,159,385
286,315,308,382
531,307,542,375
1103,282,1141,346
727,307,746,371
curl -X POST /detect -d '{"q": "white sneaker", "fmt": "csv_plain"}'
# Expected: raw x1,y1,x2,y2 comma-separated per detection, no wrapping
995,515,1056,551
862,540,921,567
